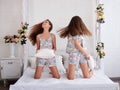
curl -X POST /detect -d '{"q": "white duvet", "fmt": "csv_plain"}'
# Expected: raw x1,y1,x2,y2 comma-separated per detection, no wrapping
10,67,119,90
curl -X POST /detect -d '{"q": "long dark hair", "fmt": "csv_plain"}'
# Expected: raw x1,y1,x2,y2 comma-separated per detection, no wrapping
29,19,53,45
58,16,92,38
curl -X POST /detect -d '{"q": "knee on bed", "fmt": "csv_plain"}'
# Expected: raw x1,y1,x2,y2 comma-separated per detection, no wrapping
68,75,74,80
54,74,60,79
83,74,92,78
83,75,91,78
34,75,41,79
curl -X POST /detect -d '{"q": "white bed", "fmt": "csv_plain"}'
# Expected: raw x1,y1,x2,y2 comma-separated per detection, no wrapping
9,45,119,90
10,67,119,90
9,54,119,90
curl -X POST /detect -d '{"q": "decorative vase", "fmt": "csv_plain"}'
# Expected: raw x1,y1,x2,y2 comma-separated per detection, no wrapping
95,56,101,69
9,43,15,58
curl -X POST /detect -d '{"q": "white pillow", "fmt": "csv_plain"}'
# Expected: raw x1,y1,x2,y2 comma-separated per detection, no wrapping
55,55,66,73
87,56,95,70
35,49,55,58
61,53,69,69
28,57,36,69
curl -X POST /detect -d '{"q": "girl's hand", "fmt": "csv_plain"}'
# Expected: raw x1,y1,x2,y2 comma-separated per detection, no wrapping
84,54,90,60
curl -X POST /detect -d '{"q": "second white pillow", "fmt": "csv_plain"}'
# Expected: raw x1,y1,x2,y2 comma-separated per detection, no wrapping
87,56,95,70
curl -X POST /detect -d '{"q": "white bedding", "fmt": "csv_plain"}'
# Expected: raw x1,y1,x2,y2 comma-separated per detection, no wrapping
10,67,119,90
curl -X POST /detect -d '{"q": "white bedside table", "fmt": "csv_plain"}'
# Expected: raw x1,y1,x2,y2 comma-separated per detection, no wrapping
0,57,22,87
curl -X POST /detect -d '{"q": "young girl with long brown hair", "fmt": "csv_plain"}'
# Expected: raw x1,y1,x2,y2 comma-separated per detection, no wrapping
29,19,60,79
58,16,93,80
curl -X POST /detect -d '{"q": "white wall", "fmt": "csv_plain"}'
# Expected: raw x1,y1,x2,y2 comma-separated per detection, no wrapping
102,0,120,77
0,0,22,58
0,0,96,59
28,0,96,56
0,0,22,79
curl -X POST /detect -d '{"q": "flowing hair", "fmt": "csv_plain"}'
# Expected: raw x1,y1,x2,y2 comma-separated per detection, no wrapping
29,19,53,45
58,16,92,38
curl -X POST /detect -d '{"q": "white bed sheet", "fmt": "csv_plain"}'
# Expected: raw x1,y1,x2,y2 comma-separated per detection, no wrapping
10,67,119,90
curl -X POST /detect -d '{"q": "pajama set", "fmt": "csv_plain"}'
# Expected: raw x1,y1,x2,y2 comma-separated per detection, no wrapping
36,33,56,67
66,35,87,65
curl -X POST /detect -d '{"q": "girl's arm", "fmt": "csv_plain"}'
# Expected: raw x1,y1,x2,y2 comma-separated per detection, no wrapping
74,39,90,60
36,35,40,53
52,34,56,52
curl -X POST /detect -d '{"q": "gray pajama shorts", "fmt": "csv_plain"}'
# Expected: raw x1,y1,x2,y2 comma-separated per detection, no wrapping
36,57,56,67
69,52,87,65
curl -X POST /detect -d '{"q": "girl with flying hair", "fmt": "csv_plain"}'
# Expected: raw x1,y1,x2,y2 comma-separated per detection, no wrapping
58,16,93,80
29,19,60,79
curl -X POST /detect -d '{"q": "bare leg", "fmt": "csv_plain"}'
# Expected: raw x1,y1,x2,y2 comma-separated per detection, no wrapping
34,66,43,79
80,62,93,78
49,66,60,79
67,64,76,80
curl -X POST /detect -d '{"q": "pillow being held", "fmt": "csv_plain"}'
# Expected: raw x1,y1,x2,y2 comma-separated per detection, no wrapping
35,49,55,58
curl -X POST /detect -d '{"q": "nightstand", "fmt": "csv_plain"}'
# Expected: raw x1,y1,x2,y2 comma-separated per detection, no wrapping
0,58,22,87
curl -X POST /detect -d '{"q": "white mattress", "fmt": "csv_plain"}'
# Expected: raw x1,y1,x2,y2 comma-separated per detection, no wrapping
10,67,119,90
